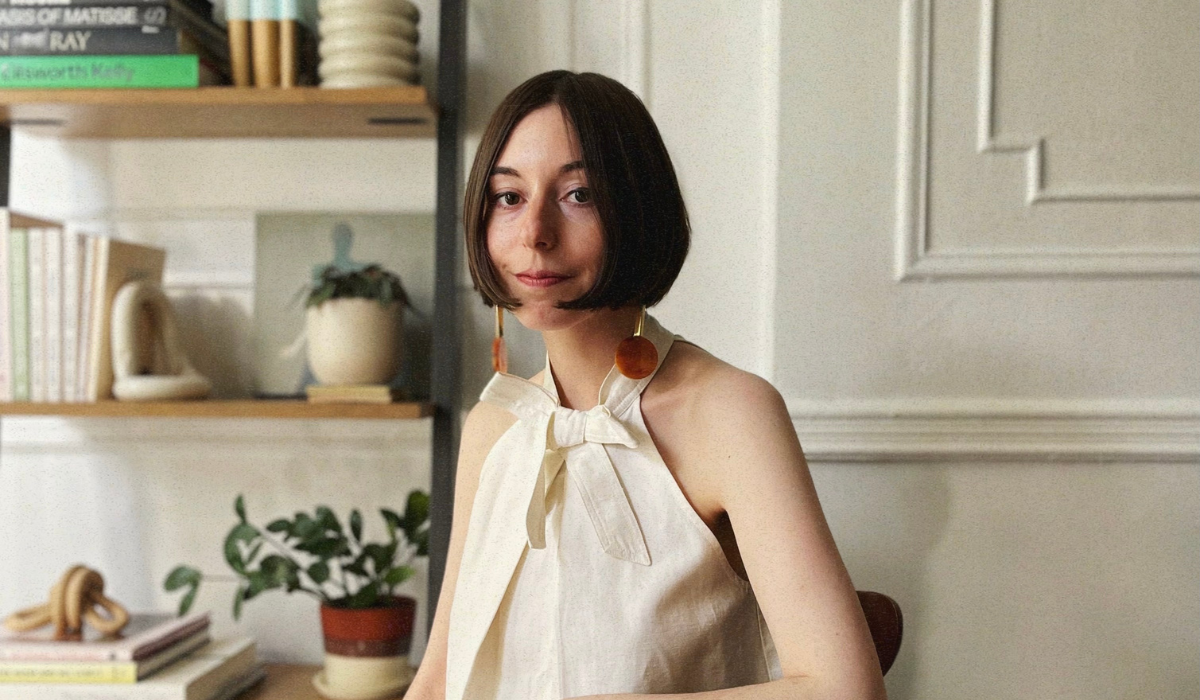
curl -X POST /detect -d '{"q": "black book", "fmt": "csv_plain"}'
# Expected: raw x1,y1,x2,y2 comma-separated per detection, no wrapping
0,25,178,54
1,0,213,28
0,4,170,29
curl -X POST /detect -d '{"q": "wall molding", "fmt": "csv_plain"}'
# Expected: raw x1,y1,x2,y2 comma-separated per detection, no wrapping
976,0,1200,205
756,0,780,381
0,416,432,456
895,0,1200,280
788,397,1200,463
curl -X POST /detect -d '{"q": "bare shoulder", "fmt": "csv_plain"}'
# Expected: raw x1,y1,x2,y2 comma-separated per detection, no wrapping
459,369,546,474
642,342,795,511
458,397,518,479
644,341,786,425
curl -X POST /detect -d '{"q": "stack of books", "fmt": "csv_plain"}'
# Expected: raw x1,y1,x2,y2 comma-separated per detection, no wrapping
0,0,233,88
0,612,263,699
0,209,167,403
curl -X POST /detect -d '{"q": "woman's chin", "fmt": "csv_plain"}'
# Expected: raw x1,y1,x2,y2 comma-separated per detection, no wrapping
510,304,593,333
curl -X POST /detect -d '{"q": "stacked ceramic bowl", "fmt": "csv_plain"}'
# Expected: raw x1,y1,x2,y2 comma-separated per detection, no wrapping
318,0,420,87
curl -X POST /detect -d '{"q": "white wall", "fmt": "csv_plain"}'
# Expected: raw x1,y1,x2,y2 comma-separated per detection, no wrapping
1,0,1197,697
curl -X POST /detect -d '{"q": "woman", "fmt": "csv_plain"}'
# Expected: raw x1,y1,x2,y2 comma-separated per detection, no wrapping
407,71,885,700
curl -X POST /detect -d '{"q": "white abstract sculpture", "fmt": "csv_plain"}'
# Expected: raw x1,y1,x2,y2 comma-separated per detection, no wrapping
110,281,212,401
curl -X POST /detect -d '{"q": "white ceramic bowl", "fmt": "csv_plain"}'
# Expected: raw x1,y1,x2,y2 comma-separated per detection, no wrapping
319,12,418,42
319,73,411,88
319,53,419,82
318,0,418,21
319,33,419,62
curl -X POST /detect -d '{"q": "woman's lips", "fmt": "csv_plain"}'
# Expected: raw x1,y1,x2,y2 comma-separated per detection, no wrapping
515,272,569,288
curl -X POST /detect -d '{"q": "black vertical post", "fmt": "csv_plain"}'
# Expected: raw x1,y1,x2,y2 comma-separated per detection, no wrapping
428,0,466,633
1,126,11,208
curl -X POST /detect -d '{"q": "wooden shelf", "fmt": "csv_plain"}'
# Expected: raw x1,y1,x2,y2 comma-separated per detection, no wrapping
242,663,408,700
0,86,436,138
0,400,433,419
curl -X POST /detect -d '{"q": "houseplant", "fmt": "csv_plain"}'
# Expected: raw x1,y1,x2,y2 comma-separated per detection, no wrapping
304,263,411,386
164,490,429,697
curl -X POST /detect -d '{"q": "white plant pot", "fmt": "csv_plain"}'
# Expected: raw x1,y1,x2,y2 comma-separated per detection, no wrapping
306,298,403,386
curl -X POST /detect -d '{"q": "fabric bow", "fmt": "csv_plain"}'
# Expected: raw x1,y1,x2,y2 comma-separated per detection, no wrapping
481,374,651,566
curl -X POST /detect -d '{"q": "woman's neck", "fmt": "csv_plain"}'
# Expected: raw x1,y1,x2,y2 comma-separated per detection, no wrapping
542,306,640,410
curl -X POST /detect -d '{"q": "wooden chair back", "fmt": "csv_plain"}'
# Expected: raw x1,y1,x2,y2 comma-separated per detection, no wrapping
856,590,903,675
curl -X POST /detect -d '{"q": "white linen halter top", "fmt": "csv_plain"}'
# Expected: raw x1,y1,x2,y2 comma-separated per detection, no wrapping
446,315,781,699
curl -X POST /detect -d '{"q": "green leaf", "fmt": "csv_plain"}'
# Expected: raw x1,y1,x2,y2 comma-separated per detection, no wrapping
308,561,331,584
260,555,295,586
179,587,198,616
347,584,380,609
315,506,342,535
296,536,346,559
243,570,271,600
233,587,245,621
350,509,363,544
293,513,318,540
266,518,291,534
383,565,414,586
381,508,402,541
234,495,247,523
223,523,260,573
363,543,392,574
344,553,370,578
402,491,430,532
163,566,201,591
413,528,429,557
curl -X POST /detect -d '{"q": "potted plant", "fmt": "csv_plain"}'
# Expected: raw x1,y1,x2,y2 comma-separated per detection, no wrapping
164,490,429,698
304,263,410,386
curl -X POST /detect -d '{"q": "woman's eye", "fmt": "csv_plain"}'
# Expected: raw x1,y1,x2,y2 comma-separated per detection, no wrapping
494,192,520,207
567,188,592,204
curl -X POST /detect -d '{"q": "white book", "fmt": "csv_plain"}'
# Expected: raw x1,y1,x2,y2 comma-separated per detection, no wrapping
27,227,45,402
76,235,97,402
43,226,64,403
0,211,11,402
62,231,83,402
0,636,257,700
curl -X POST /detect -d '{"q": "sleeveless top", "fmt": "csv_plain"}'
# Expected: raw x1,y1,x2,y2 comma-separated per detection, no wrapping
445,315,781,700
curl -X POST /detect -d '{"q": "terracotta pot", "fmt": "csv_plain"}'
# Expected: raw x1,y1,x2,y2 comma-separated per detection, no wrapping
305,298,403,386
319,596,415,657
316,597,416,699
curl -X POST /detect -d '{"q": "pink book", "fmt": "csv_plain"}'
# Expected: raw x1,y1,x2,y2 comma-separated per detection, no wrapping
0,611,209,662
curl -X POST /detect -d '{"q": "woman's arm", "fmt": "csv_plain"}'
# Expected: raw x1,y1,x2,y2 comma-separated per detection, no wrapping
578,370,886,700
405,401,515,700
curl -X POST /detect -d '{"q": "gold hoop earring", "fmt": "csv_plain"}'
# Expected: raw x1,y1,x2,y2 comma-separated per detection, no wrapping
492,305,509,374
614,306,657,379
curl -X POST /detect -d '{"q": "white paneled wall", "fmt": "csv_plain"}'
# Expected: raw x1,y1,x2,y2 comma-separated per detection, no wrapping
1,0,1197,695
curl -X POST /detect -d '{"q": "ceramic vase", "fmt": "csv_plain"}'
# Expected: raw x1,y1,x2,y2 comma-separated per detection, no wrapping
305,298,402,386
314,597,416,699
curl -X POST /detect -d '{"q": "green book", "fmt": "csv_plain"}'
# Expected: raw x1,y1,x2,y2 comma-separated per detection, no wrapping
0,55,198,88
8,227,29,402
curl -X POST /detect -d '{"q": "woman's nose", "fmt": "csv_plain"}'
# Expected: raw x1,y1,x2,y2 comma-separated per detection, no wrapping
520,193,558,250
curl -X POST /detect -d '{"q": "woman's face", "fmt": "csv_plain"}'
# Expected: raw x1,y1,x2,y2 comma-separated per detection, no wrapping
486,104,604,332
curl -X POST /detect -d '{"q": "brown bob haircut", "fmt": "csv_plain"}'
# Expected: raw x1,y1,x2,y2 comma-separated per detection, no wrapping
464,70,690,311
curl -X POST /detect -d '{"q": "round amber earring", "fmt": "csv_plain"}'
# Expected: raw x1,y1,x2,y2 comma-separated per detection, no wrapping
614,307,657,379
492,305,509,374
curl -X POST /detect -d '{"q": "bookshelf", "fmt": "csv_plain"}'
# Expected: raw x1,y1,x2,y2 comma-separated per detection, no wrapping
0,400,433,420
0,0,467,685
0,86,437,139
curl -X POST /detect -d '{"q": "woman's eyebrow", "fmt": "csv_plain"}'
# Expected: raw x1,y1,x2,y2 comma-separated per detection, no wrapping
490,160,585,178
